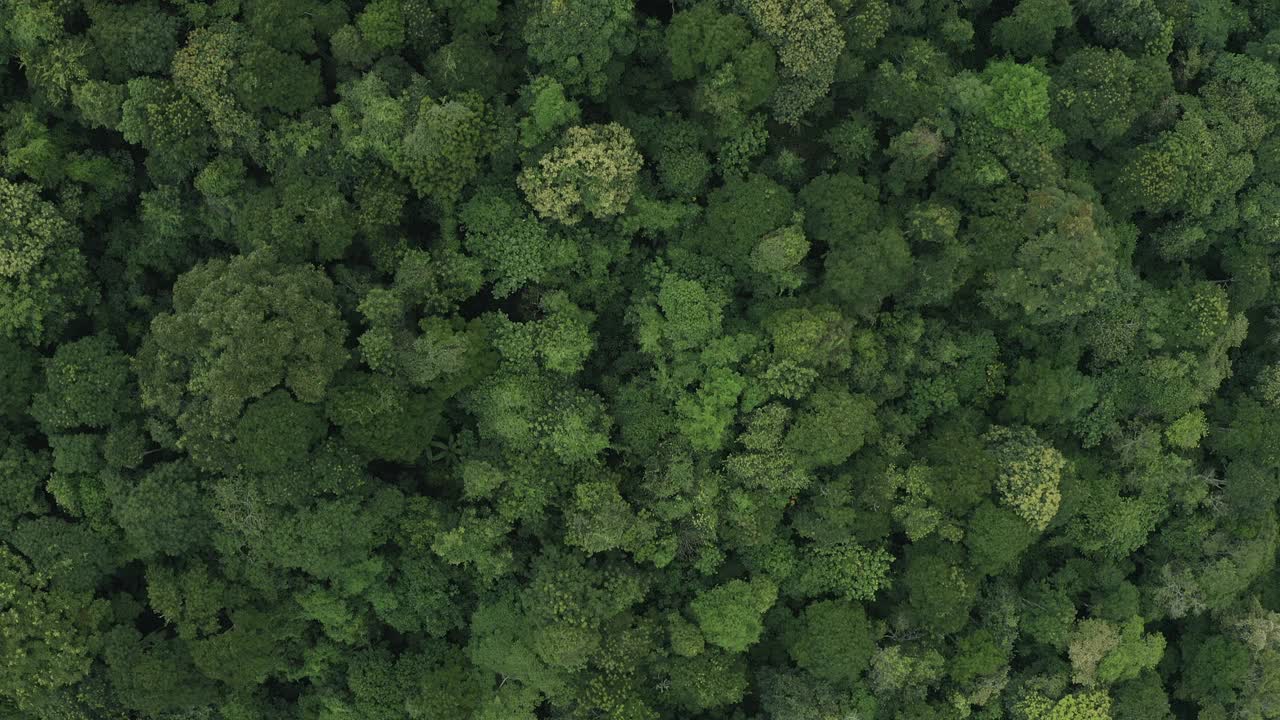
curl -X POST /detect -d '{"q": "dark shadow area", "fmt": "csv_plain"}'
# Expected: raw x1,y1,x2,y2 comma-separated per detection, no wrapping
636,0,675,22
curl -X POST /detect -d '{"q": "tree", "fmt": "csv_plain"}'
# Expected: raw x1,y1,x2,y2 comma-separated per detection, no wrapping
517,76,580,150
984,426,1065,531
0,177,94,343
791,541,893,601
325,370,441,463
983,189,1119,327
1114,102,1253,219
667,4,753,83
667,649,749,711
1068,616,1164,687
966,501,1038,576
523,0,636,99
1051,48,1156,150
399,93,489,216
950,628,1009,689
0,338,39,422
1018,691,1112,720
5,1,1280,716
170,25,261,149
643,272,726,354
822,225,913,316
1112,672,1173,720
798,172,878,246
992,0,1072,59
0,546,110,715
86,0,180,81
725,403,810,494
689,172,795,277
234,389,326,474
99,627,219,716
1176,633,1251,710
868,39,953,129
666,4,777,132
784,385,878,469
518,123,643,225
460,187,577,297
690,577,778,653
135,249,348,471
787,599,875,685
757,668,875,720
355,0,407,53
644,116,712,199
118,76,214,182
564,476,655,555
30,334,131,432
113,460,212,558
1004,356,1100,429
739,0,845,124
902,550,976,635
1076,0,1165,50
976,60,1054,133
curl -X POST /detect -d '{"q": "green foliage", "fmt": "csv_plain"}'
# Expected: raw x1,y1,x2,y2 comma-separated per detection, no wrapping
400,93,489,211
668,5,752,82
690,577,778,652
460,187,577,297
234,389,326,475
747,215,803,292
993,0,1072,59
0,546,110,714
87,1,178,81
784,385,877,468
357,0,407,53
902,550,976,635
1051,48,1155,149
966,501,1038,575
523,0,636,99
518,76,580,150
758,668,875,720
326,371,440,463
740,0,845,124
518,123,643,225
791,541,893,601
0,177,94,343
135,250,348,470
787,599,874,685
978,60,1053,133
3,2,1279,718
1019,691,1112,720
985,425,1065,531
1068,616,1165,687
114,460,211,557
31,334,131,432
823,225,913,316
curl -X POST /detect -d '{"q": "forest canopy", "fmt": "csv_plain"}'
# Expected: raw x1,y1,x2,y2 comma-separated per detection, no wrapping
2,0,1280,719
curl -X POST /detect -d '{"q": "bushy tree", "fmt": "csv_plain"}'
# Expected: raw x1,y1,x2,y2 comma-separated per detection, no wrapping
0,177,94,343
523,0,636,99
518,123,643,225
690,577,778,652
31,334,131,432
739,0,845,124
135,250,347,470
984,426,1065,531
787,599,874,685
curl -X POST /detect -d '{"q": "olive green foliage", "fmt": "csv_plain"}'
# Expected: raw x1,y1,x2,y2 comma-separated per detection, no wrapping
2,1,1280,718
740,0,845,124
517,122,643,225
135,249,348,470
0,178,94,343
